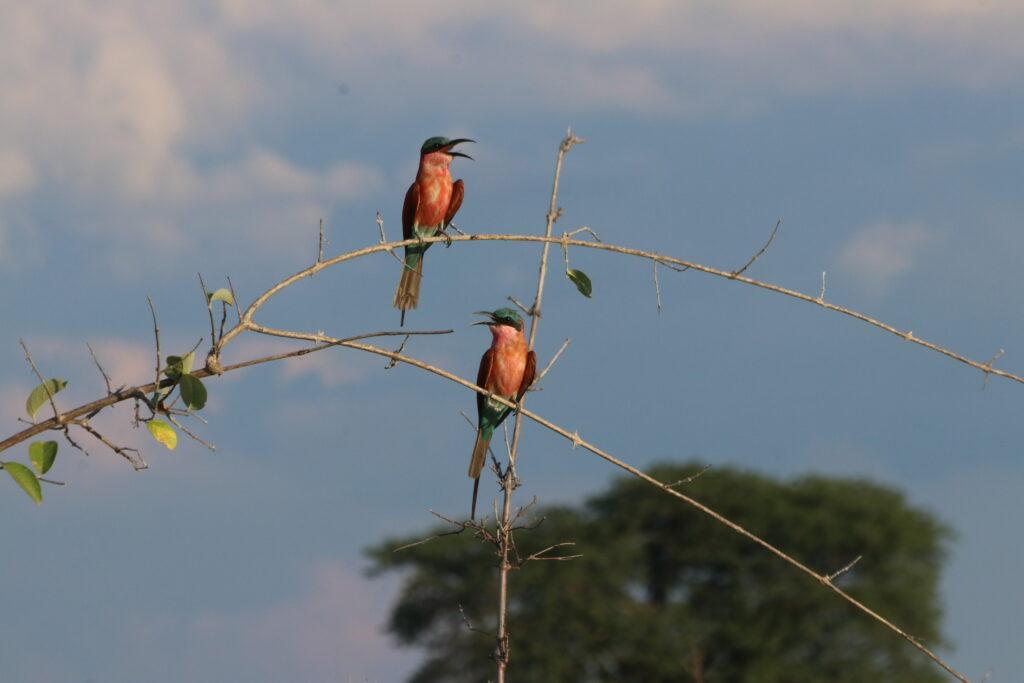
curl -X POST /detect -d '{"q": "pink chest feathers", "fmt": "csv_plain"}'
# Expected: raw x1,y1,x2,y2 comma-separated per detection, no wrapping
415,173,453,227
488,327,528,397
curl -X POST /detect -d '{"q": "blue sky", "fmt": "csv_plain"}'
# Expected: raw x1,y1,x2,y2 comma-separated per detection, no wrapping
1,2,1023,681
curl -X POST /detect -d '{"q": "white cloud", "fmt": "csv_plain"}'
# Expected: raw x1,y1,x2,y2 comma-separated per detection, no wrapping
2,1,1023,268
837,221,932,295
280,352,367,388
0,2,379,268
229,337,370,388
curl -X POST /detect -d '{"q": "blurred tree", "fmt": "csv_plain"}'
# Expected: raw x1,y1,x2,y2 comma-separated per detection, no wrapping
367,462,951,682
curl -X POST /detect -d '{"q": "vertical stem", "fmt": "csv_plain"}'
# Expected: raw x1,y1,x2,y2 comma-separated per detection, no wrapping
495,130,582,682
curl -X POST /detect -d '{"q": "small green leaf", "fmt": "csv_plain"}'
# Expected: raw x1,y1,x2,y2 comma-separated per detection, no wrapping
4,462,42,504
29,441,58,474
25,378,68,420
164,352,195,379
208,288,235,307
179,374,207,411
147,420,178,450
566,268,593,298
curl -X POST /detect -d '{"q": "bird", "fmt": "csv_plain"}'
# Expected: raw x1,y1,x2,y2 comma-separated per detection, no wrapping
468,308,536,519
394,136,474,326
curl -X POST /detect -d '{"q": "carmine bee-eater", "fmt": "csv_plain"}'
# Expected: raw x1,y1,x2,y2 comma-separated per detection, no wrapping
469,308,536,519
393,136,474,326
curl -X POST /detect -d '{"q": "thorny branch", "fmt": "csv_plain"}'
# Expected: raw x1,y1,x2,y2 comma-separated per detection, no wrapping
493,128,583,683
206,232,1023,388
0,329,452,456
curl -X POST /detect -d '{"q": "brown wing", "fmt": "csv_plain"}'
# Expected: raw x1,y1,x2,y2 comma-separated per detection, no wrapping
444,179,464,227
402,182,419,240
517,350,536,401
476,349,494,418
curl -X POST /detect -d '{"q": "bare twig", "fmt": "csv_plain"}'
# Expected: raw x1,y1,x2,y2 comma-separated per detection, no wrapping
981,348,1005,389
507,296,531,316
732,218,781,277
458,604,493,637
827,555,863,582
197,273,217,348
523,542,581,563
653,261,662,313
376,211,404,265
535,338,571,384
226,276,242,326
667,464,711,488
317,218,326,263
392,526,467,552
166,414,216,451
86,343,114,395
73,420,146,470
146,296,162,407
384,335,411,370
62,425,91,456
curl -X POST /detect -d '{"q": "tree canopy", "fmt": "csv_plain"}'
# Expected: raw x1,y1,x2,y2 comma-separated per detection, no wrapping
368,462,952,682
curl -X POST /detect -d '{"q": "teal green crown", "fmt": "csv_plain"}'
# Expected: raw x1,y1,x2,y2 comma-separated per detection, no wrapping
421,136,451,154
491,308,523,330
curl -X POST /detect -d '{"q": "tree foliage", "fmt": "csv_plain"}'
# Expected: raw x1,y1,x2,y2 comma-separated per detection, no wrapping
368,462,951,682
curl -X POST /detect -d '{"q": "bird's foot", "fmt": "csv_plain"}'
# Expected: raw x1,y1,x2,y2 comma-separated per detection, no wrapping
441,230,453,248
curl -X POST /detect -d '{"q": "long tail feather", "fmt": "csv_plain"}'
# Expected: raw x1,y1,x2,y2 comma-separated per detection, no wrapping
468,429,489,479
393,256,424,324
470,477,481,520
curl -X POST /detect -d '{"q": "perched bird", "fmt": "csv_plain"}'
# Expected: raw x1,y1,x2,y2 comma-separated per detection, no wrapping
469,308,536,519
394,136,474,325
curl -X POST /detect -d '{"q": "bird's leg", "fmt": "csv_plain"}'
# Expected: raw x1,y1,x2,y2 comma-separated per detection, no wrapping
438,224,453,248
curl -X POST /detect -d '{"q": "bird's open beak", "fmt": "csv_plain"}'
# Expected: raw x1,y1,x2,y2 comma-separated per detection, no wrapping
472,310,496,326
445,138,475,160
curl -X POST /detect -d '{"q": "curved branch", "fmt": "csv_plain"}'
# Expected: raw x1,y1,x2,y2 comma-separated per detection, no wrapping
0,330,451,455
247,324,970,683
214,233,1023,387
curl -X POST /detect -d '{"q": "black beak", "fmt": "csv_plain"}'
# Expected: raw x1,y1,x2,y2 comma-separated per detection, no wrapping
472,310,496,326
445,138,475,160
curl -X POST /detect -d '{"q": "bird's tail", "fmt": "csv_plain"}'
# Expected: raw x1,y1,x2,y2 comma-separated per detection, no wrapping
468,427,490,479
393,254,423,326
468,427,492,520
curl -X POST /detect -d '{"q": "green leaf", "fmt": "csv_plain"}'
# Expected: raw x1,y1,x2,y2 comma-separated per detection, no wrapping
25,378,68,420
179,374,207,411
163,352,195,379
4,462,42,504
28,441,58,474
147,420,178,450
566,268,593,298
208,288,235,307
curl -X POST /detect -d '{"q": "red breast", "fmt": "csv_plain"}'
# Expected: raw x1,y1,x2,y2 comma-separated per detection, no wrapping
488,327,528,397
414,151,454,227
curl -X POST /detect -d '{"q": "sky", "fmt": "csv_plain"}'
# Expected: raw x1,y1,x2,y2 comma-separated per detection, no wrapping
1,1,1023,681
